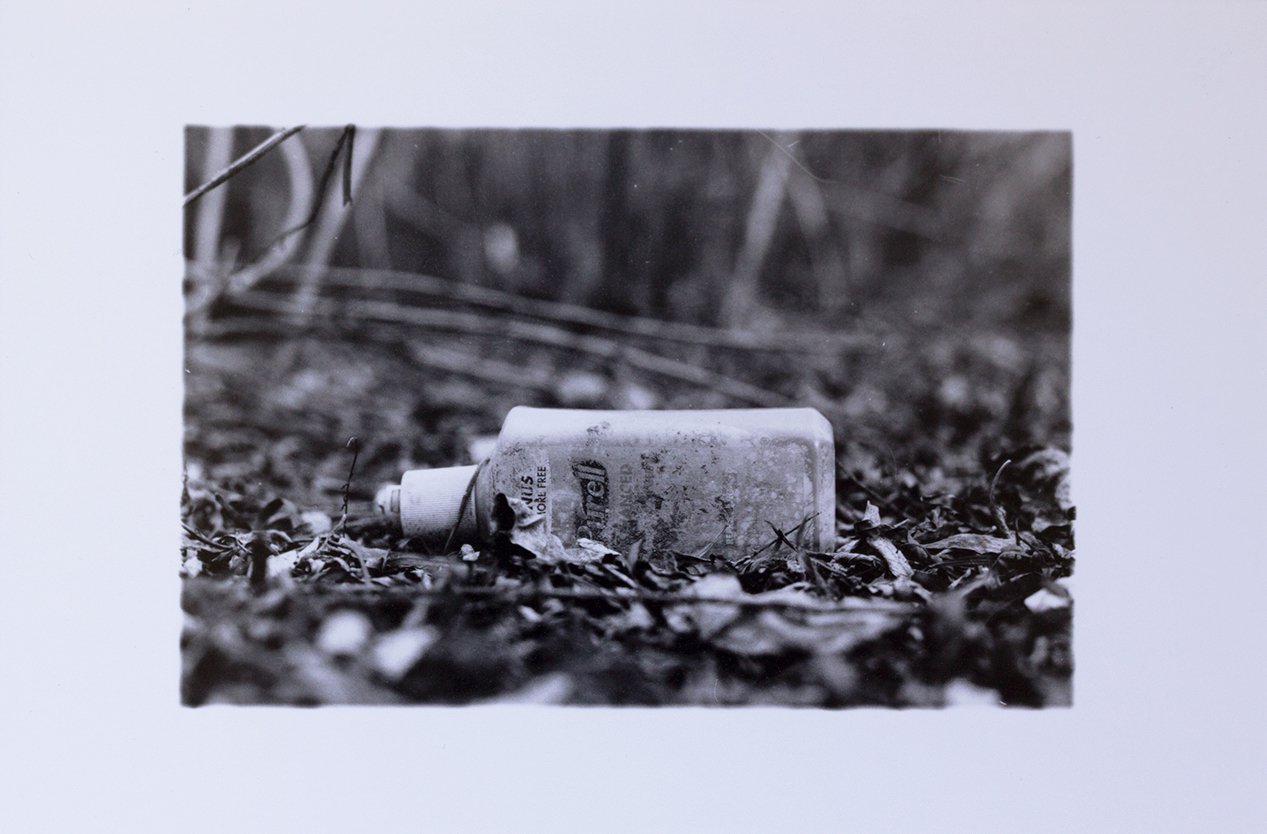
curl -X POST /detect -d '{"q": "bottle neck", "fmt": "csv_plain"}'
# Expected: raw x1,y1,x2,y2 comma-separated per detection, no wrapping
387,464,481,541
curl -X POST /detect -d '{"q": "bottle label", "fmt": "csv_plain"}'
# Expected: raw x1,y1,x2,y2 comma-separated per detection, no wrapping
489,407,834,557
515,459,550,518
571,460,609,540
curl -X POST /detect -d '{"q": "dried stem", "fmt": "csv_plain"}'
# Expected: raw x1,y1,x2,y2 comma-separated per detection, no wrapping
304,581,919,615
240,264,866,355
988,459,1012,537
183,125,305,207
223,290,792,407
444,460,488,553
275,124,356,242
337,437,360,530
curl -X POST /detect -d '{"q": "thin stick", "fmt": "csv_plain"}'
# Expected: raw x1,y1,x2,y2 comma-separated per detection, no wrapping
181,522,231,551
225,290,792,407
215,132,315,299
250,264,868,355
756,129,838,184
337,437,360,531
443,459,487,553
744,514,818,561
183,125,305,207
300,581,919,615
404,342,555,393
988,459,1012,538
341,125,356,205
274,124,355,242
291,128,381,322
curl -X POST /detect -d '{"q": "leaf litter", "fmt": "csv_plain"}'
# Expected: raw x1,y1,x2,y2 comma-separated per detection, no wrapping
181,420,1072,707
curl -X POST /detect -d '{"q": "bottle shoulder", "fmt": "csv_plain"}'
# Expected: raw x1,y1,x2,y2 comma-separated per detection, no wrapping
499,405,833,448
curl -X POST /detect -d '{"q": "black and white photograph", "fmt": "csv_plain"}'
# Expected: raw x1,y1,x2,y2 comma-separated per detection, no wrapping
180,127,1073,706
4,3,1264,831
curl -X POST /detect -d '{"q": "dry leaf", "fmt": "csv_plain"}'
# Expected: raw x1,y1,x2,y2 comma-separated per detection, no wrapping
1018,447,1073,512
568,537,621,563
342,537,389,572
870,537,913,579
503,496,567,563
712,608,894,657
922,533,1016,554
688,573,747,637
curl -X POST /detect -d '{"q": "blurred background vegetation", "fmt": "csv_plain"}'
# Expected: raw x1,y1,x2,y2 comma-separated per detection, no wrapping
183,127,1070,512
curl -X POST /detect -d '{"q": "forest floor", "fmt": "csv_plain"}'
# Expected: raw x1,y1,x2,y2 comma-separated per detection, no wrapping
180,303,1073,707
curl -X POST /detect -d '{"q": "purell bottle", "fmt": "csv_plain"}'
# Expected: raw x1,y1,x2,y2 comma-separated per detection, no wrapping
376,406,835,560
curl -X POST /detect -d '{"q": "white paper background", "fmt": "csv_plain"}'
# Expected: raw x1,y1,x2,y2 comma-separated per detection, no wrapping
1,2,1263,831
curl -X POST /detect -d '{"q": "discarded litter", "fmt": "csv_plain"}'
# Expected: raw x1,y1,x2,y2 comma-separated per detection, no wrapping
376,406,835,561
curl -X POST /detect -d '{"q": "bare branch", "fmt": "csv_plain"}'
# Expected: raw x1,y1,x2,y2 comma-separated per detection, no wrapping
183,125,305,207
246,264,869,355
236,289,794,407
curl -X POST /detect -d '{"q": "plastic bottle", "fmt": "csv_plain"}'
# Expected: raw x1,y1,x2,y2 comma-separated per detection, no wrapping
376,406,835,560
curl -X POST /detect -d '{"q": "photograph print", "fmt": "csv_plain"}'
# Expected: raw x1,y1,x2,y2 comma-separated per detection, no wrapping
180,126,1073,707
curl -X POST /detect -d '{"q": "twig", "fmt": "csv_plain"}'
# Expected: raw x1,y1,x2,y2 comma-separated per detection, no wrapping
404,342,555,393
988,459,1012,538
216,132,316,298
760,516,829,592
444,460,487,553
767,521,799,553
297,581,920,615
224,290,793,407
184,131,316,325
274,124,356,243
291,128,381,322
337,437,359,531
341,125,356,206
244,264,866,355
181,522,231,551
745,514,818,562
756,129,837,184
183,125,305,207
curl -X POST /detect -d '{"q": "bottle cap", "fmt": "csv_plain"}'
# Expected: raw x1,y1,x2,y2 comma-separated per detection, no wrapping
377,464,480,540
